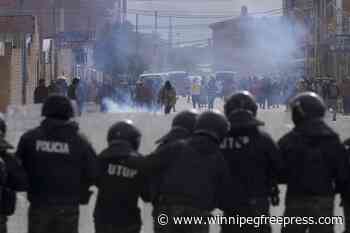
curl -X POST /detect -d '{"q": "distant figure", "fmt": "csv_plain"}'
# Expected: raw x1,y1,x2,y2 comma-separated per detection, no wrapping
55,78,68,96
158,81,177,114
207,78,217,110
76,79,89,116
222,80,235,102
68,78,80,100
48,81,59,96
199,79,208,109
34,79,49,104
328,80,340,121
98,79,114,113
191,79,201,108
135,81,153,110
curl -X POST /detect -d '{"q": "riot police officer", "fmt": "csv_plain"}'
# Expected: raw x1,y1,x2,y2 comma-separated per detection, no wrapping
16,95,98,233
220,91,282,233
155,109,198,148
148,111,231,233
343,138,350,233
94,120,149,233
279,92,347,233
144,110,199,204
0,114,27,233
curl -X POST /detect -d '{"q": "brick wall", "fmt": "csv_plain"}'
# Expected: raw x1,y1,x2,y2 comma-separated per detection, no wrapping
344,0,350,13
0,45,11,112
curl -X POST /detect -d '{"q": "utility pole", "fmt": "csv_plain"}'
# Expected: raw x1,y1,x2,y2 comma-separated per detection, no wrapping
313,0,320,77
167,16,173,69
135,13,139,55
155,11,158,34
21,33,27,105
117,0,122,23
122,0,127,23
168,16,173,49
153,11,158,71
53,2,58,80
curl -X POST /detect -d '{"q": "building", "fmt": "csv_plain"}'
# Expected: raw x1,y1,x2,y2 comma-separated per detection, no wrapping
284,0,350,80
19,0,116,80
0,0,116,112
0,15,40,112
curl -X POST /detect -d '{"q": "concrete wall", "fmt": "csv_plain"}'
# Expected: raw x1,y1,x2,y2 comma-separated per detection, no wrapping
9,48,22,106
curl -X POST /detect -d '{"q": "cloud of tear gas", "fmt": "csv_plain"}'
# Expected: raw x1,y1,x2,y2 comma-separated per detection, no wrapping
234,14,307,74
102,97,161,113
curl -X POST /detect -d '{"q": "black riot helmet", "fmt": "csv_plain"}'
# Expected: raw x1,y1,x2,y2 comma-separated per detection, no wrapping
107,120,142,150
224,90,258,117
42,95,74,120
172,109,199,133
289,92,326,126
155,109,199,145
224,91,263,128
194,110,229,143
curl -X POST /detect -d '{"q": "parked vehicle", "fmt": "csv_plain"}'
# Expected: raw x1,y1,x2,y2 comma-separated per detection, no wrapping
139,73,167,95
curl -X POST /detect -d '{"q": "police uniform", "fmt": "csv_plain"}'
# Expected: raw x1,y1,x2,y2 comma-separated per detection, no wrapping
16,96,97,233
94,121,149,233
0,119,27,233
340,139,350,233
221,91,282,233
144,111,231,233
279,92,347,233
151,135,230,233
94,140,149,233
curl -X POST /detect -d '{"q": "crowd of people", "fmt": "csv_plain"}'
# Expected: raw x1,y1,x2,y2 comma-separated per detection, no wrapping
1,91,350,233
33,73,350,121
188,75,299,110
33,76,178,115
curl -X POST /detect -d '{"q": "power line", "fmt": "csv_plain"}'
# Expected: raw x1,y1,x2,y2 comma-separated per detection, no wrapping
0,7,285,20
127,8,283,15
126,8,284,19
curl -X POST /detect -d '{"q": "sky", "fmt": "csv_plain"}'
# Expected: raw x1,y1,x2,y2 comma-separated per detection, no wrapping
125,0,283,43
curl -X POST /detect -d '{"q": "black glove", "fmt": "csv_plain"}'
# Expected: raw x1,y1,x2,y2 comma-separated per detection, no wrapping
270,186,280,206
80,189,93,205
340,193,346,207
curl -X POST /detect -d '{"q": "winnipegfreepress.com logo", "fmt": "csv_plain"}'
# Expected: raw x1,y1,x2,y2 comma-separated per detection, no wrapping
157,214,344,228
